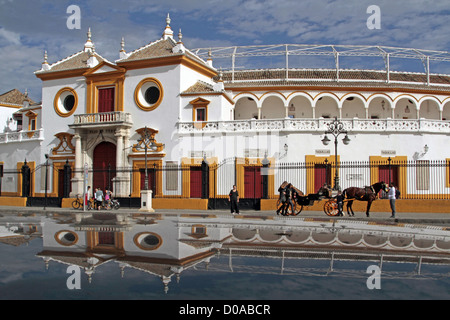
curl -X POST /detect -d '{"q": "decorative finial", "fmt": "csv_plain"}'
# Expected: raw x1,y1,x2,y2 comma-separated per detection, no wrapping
162,13,174,40
41,50,51,70
120,37,125,52
178,29,183,43
84,27,94,52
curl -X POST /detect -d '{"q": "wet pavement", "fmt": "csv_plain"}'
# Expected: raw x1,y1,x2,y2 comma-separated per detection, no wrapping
0,205,449,225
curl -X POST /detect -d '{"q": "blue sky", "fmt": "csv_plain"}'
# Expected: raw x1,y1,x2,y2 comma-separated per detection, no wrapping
1,0,450,101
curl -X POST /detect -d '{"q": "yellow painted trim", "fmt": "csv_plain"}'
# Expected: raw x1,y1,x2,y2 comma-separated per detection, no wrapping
131,159,163,198
191,97,210,126
84,66,125,114
54,230,79,246
0,197,27,207
305,155,339,195
117,55,217,78
134,77,164,112
53,87,78,118
50,161,74,198
369,155,407,197
152,198,209,210
133,232,163,251
235,157,275,199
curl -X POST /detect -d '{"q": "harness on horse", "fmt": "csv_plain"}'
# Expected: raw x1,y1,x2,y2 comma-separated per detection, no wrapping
360,186,376,200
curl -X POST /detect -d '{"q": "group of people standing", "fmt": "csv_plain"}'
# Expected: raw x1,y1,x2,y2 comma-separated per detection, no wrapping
84,186,113,210
276,182,296,215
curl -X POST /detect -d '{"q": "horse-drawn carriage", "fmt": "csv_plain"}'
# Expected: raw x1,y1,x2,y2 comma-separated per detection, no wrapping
276,181,332,216
276,181,389,217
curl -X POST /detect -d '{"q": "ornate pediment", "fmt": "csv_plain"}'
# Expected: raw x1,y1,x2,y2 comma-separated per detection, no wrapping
132,127,164,153
52,132,75,156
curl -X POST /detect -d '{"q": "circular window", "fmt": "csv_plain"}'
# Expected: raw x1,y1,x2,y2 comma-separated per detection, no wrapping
133,232,162,250
134,78,164,111
144,87,160,105
54,87,78,117
63,95,75,112
55,230,79,246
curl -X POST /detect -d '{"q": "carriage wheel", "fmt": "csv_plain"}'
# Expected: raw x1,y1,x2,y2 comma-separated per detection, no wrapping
324,199,339,216
292,204,303,216
276,199,298,216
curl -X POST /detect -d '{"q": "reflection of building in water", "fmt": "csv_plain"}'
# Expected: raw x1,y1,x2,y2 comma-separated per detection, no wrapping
0,215,42,246
36,212,231,292
36,213,450,292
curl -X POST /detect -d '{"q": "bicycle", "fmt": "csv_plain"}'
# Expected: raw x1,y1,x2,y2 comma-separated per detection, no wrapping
72,195,94,210
72,195,83,209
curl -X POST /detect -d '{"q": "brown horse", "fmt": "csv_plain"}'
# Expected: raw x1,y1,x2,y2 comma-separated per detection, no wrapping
342,182,389,217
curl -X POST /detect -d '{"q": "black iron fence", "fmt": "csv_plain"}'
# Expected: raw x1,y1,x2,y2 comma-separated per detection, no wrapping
2,159,450,207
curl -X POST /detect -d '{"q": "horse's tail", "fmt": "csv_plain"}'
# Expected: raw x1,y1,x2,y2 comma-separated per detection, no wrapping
342,188,347,199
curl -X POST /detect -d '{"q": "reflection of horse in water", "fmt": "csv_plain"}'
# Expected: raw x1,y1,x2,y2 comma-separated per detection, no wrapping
342,182,389,217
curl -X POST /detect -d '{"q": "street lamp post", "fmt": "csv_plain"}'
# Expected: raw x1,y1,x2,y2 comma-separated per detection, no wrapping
139,126,158,191
321,117,350,191
138,127,158,213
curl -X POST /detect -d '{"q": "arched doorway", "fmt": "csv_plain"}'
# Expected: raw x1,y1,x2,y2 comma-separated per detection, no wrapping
93,142,116,193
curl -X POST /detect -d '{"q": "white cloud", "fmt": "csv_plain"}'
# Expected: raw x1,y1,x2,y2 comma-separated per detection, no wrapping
0,27,21,45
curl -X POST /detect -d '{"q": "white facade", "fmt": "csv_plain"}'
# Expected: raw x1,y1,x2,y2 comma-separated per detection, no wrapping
2,16,450,201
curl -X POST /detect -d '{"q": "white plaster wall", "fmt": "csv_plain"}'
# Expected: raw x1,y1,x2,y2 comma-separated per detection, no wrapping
0,106,19,132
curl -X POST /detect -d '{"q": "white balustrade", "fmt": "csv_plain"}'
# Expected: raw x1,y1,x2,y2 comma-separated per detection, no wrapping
73,112,132,126
178,118,450,134
0,129,44,144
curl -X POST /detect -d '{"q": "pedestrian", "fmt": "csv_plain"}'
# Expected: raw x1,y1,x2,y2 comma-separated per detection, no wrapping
336,190,344,216
85,186,91,208
105,189,111,209
388,182,396,218
276,182,288,215
283,183,295,215
95,187,104,210
229,185,240,214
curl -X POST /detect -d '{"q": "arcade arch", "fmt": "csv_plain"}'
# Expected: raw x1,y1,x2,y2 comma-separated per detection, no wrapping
315,94,339,119
394,96,418,119
261,95,285,119
368,96,393,119
234,96,258,120
287,94,313,118
341,94,366,119
419,98,441,120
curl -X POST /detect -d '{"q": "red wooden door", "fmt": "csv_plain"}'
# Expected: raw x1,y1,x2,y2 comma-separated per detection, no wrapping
93,142,116,192
244,167,262,198
190,167,202,198
98,232,115,245
379,165,399,196
314,164,331,192
98,88,115,113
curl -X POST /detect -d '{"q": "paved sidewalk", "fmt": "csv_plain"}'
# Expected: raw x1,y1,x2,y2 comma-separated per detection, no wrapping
0,205,449,225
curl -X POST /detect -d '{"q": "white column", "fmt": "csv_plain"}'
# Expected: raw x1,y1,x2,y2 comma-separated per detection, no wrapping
74,134,82,175
70,133,84,197
115,130,123,172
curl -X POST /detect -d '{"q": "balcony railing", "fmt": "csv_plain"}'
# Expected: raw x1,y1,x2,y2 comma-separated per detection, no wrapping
0,129,44,144
178,118,450,134
71,112,133,128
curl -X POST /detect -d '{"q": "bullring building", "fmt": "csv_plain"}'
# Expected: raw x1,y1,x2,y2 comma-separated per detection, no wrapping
1,15,450,210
